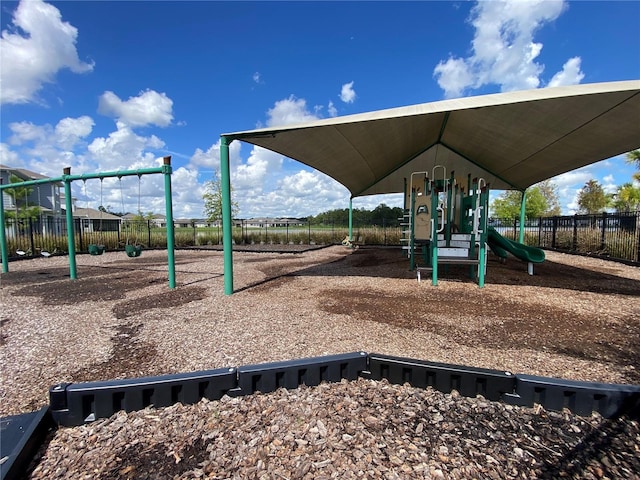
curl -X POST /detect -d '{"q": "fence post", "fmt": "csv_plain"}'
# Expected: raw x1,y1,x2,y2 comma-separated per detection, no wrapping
308,220,311,245
600,211,607,252
636,211,640,263
29,217,35,254
552,216,558,249
149,220,153,248
384,218,387,246
572,215,578,252
77,218,84,252
537,217,542,246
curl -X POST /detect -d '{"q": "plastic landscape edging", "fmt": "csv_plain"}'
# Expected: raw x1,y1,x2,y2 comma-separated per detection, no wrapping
3,352,639,479
0,406,55,480
505,373,640,418
49,367,238,427
363,352,516,402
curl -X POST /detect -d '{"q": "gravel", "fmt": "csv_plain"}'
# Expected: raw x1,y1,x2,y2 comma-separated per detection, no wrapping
1,245,639,479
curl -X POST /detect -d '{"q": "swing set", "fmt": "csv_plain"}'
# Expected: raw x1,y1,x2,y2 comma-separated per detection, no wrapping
0,157,178,289
84,179,106,256
119,175,144,257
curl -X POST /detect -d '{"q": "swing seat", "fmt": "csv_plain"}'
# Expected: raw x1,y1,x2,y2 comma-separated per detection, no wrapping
89,244,105,255
125,244,142,257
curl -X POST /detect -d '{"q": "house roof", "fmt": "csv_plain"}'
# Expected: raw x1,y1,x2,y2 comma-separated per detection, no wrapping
73,207,122,221
0,165,64,186
224,80,640,196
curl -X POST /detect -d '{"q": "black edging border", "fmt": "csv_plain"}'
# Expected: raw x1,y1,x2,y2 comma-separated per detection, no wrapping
2,351,639,480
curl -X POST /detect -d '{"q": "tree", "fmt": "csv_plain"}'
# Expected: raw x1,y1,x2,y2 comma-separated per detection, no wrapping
576,179,610,214
612,183,640,212
202,171,239,225
536,180,562,216
4,174,41,220
130,211,154,221
490,181,560,220
626,149,640,182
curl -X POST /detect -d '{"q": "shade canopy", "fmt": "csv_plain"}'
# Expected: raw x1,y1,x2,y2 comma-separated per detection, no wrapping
224,80,640,197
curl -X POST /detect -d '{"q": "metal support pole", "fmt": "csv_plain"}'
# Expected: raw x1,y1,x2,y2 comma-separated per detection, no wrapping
63,168,78,280
163,156,176,289
348,197,353,243
519,189,527,244
220,136,234,295
409,190,416,270
0,179,8,273
431,182,439,286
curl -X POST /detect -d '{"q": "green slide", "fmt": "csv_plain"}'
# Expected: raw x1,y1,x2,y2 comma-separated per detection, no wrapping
487,226,545,263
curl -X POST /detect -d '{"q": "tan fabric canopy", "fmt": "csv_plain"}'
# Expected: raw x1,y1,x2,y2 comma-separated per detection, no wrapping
224,80,640,197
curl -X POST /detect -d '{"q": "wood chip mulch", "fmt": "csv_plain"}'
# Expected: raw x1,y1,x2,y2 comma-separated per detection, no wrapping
28,379,639,480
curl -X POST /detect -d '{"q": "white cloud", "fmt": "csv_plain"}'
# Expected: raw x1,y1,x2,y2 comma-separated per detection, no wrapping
55,116,94,149
87,121,165,170
0,0,94,105
190,144,221,170
432,57,475,99
253,72,262,84
98,90,174,128
234,147,283,192
266,95,320,127
0,143,24,167
327,101,337,117
239,169,349,218
550,169,592,189
433,0,574,98
8,115,93,152
8,122,49,145
340,81,356,104
602,174,618,195
550,168,592,214
188,138,242,171
547,56,585,87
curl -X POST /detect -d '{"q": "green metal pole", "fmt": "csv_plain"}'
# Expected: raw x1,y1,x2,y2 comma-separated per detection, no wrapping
221,136,234,295
519,189,527,244
478,187,489,288
0,179,8,273
63,168,77,280
162,156,176,289
409,190,416,270
348,198,353,243
446,171,454,246
431,182,439,286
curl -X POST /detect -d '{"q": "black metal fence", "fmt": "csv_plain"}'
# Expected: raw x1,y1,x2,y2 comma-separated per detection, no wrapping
491,211,640,265
2,217,405,259
4,211,640,265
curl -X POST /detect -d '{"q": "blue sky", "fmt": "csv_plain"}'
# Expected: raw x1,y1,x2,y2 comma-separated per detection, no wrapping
1,0,638,219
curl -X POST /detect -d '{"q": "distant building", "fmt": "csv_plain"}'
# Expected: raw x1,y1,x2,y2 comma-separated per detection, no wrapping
1,164,64,219
1,164,65,236
242,217,306,228
73,207,122,232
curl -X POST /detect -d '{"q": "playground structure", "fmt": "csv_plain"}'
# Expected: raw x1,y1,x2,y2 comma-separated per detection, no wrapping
403,166,545,286
403,166,490,286
0,156,177,288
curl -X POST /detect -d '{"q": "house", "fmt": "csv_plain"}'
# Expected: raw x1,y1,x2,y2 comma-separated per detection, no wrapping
2,165,125,236
151,214,166,227
73,207,122,232
1,164,64,218
1,164,65,236
242,217,306,228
